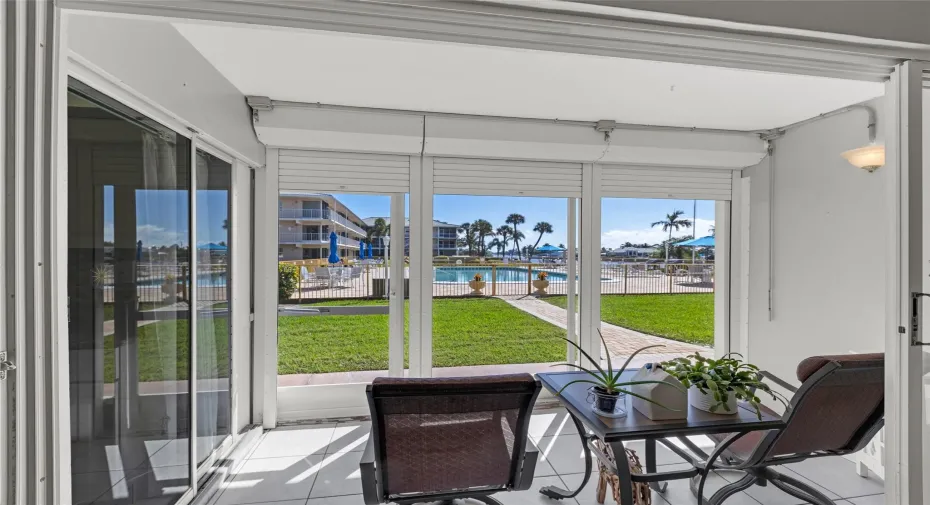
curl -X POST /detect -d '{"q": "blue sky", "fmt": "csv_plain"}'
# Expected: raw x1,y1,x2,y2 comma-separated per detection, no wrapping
103,186,229,246
337,193,715,249
105,188,714,248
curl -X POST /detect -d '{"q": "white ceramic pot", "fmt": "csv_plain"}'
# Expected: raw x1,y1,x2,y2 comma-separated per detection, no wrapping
688,386,737,414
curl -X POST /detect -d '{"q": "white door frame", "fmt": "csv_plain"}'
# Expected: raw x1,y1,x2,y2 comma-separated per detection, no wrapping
886,59,930,505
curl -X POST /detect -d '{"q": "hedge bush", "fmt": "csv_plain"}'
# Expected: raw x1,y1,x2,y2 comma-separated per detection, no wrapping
278,263,299,300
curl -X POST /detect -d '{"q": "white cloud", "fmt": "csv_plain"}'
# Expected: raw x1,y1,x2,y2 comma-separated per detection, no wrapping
137,224,186,246
601,217,714,249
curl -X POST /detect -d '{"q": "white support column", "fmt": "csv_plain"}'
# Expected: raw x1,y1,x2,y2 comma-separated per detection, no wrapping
566,198,578,363
737,177,752,363
885,60,928,505
230,161,252,432
388,193,405,377
254,150,278,429
713,200,731,358
417,157,434,376
579,163,602,365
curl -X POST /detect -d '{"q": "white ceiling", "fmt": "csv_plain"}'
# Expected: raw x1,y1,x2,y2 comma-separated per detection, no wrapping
174,22,885,131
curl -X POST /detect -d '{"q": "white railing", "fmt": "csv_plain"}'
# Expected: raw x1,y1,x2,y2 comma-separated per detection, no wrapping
279,208,366,236
279,232,360,248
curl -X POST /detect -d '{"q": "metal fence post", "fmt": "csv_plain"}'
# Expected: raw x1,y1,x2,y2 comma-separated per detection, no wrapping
527,264,533,295
623,264,628,294
492,265,497,296
668,265,673,293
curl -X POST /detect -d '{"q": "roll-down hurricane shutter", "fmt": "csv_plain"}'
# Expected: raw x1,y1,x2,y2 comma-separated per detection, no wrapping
433,158,583,197
600,165,733,200
278,149,410,193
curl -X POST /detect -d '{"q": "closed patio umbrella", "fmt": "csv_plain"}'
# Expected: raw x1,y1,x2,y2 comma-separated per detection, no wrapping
359,241,367,260
328,231,341,264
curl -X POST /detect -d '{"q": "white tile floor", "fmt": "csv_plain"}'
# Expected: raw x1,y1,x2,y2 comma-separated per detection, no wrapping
207,408,884,505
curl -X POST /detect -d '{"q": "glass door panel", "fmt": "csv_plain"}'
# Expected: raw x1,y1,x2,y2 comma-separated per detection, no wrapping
430,195,575,377
194,150,232,464
597,198,716,367
276,193,408,386
67,81,192,505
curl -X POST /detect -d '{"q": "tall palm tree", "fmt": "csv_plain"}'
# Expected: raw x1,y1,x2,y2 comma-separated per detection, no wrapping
506,213,526,260
472,219,494,256
364,217,387,256
651,210,693,268
528,221,553,261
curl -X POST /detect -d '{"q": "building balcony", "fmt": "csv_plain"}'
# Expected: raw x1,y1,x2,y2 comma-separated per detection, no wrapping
279,231,360,248
278,208,366,236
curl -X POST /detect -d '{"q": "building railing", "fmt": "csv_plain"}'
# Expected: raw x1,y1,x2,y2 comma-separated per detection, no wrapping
279,231,360,248
278,208,366,236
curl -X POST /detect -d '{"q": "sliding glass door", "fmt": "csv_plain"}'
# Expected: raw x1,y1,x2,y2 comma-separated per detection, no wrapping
68,80,193,505
194,151,233,464
67,80,247,505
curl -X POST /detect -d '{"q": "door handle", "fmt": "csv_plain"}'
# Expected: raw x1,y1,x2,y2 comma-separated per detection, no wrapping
910,292,930,346
0,351,15,380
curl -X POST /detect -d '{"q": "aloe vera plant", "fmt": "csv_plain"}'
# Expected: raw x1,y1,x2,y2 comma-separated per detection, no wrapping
555,329,684,409
661,353,787,419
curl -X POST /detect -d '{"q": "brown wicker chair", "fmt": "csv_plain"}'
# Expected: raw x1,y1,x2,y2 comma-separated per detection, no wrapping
360,374,542,505
689,353,884,505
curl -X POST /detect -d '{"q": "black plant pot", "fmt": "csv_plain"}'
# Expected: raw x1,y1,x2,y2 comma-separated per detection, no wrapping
594,387,620,413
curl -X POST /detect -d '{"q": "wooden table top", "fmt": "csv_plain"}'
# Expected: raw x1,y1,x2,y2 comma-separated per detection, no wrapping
538,371,785,441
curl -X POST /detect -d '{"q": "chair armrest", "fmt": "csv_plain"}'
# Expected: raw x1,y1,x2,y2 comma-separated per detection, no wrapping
759,371,798,393
359,433,382,505
513,438,539,491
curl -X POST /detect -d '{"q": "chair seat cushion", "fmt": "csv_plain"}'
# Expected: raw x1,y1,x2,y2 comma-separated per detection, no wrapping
384,413,515,495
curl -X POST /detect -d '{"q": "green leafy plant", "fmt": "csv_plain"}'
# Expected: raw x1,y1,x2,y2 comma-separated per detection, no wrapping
537,271,548,281
278,262,300,300
661,353,787,419
555,329,684,408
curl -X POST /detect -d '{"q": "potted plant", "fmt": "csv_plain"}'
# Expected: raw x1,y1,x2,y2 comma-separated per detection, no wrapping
556,329,683,417
661,353,787,419
532,270,550,295
468,272,486,295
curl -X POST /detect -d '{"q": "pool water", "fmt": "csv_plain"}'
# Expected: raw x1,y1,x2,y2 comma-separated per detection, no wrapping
434,267,567,283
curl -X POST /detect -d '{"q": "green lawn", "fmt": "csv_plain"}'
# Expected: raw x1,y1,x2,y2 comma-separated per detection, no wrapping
277,297,566,374
103,319,230,383
544,293,714,346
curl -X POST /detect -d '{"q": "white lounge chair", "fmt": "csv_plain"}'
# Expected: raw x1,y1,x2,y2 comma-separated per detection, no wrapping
314,266,334,288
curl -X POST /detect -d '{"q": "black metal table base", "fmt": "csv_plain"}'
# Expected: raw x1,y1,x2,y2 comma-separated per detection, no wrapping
538,410,744,505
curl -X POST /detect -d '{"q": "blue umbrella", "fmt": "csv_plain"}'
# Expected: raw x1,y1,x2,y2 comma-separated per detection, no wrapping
328,232,341,264
675,235,715,247
367,241,373,259
359,241,367,260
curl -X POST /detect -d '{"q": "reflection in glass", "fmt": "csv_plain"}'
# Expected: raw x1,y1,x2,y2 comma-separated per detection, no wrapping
67,80,191,505
195,150,232,463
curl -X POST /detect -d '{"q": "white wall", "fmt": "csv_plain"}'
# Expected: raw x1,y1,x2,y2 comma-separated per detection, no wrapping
68,14,264,166
741,98,887,385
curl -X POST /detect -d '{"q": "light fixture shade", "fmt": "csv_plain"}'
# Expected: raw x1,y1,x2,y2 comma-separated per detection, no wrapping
841,145,885,172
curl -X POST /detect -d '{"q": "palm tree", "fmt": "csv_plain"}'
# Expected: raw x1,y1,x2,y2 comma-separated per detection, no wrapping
511,230,525,259
528,221,553,261
458,221,480,256
472,219,494,256
651,210,693,268
364,218,387,257
495,225,512,258
506,213,526,260
488,237,504,257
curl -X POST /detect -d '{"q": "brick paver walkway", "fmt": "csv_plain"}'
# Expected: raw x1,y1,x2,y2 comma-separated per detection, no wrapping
499,296,708,359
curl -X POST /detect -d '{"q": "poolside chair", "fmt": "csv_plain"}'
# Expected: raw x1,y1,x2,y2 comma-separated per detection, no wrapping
689,353,883,505
314,266,332,287
360,374,542,505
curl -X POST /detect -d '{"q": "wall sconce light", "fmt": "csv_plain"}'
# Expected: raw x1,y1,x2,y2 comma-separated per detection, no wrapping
840,106,883,172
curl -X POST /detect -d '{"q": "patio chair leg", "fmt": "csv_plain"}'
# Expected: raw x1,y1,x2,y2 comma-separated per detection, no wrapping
767,470,836,505
473,496,504,505
705,473,756,505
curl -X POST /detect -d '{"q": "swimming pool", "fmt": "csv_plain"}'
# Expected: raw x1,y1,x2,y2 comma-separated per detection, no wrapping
434,267,567,283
